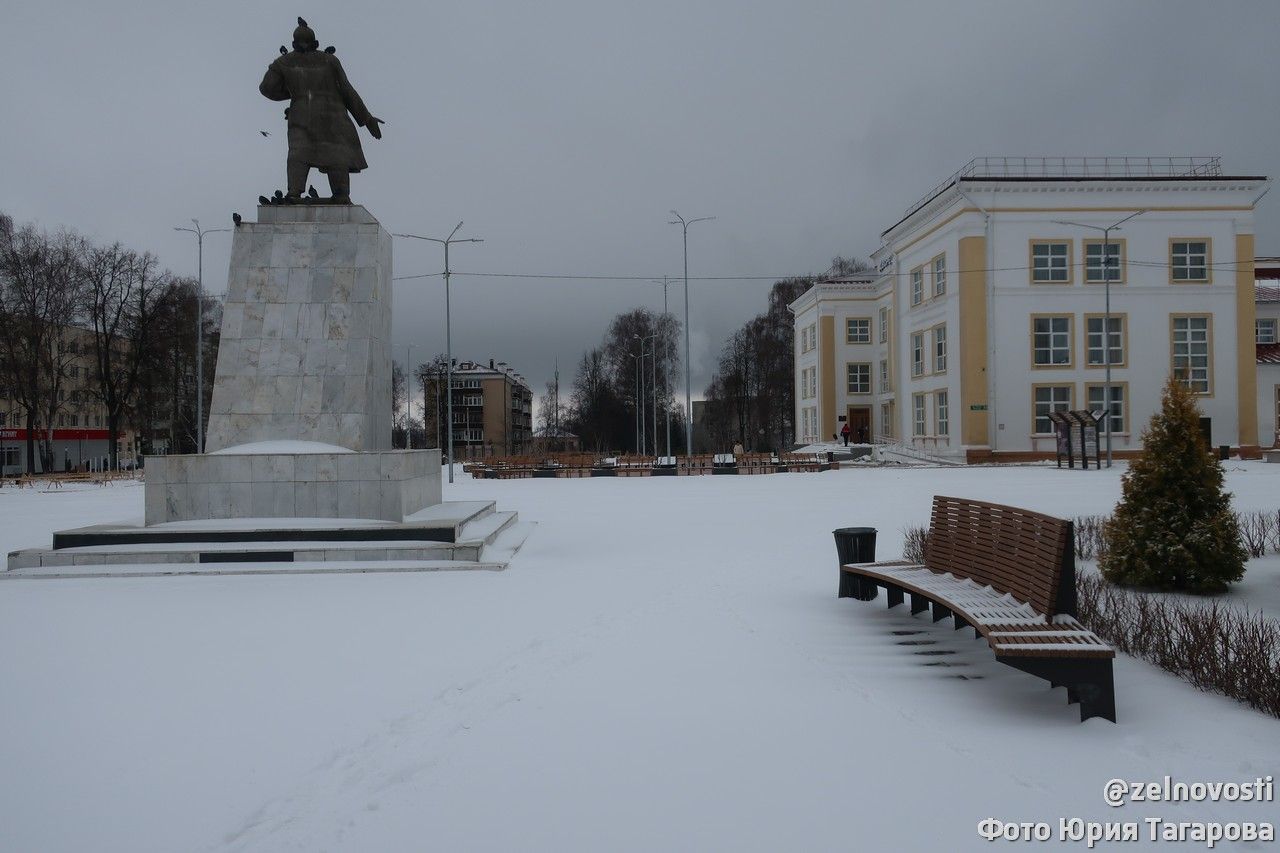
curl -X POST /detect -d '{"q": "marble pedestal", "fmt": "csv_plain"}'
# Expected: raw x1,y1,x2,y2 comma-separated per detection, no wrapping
206,205,393,452
144,448,441,524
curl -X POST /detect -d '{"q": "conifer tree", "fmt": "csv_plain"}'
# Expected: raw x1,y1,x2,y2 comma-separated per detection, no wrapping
1100,374,1245,592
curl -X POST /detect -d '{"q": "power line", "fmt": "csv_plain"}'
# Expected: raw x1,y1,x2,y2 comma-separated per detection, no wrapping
392,258,1275,284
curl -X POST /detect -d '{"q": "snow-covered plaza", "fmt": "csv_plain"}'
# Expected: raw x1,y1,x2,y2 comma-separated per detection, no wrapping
2,463,1279,852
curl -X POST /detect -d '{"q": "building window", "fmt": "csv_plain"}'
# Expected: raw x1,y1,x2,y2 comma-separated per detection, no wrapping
1258,318,1278,344
1086,315,1126,367
1032,316,1072,366
846,317,871,344
1084,240,1125,284
1030,241,1071,283
1172,315,1212,393
1033,385,1074,434
1087,384,1126,434
846,363,871,394
935,390,949,437
910,267,924,306
800,366,816,400
878,306,888,343
911,332,925,377
1170,239,1210,283
879,359,890,393
933,325,947,373
0,412,6,427
881,402,894,439
800,406,810,441
912,394,927,436
932,254,946,296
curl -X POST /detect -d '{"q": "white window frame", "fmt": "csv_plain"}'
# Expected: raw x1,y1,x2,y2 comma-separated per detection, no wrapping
1030,241,1070,283
879,359,889,393
878,306,888,343
912,394,927,436
932,254,946,297
846,363,871,395
933,325,947,373
1257,318,1278,345
1171,239,1210,283
1086,316,1125,367
911,332,925,377
1033,385,1073,434
1084,241,1123,284
910,268,924,306
935,390,949,437
1032,316,1072,367
880,402,894,440
846,317,871,344
1172,315,1211,394
1086,384,1126,434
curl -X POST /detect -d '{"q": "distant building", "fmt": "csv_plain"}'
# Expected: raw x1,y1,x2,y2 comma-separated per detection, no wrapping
445,359,533,458
793,156,1270,462
0,325,137,474
530,426,581,454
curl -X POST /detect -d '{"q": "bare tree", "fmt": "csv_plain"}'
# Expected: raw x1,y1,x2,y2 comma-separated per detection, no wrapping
0,223,85,472
84,244,168,468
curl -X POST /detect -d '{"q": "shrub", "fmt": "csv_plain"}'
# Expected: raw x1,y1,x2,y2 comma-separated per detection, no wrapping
1239,510,1276,559
901,524,930,564
1099,375,1246,593
1077,574,1280,718
1073,515,1109,561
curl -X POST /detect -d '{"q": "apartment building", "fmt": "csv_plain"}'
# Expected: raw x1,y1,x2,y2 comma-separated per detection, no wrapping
793,156,1270,462
445,358,533,457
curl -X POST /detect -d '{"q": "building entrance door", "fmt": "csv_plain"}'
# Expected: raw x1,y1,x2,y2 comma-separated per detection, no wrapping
847,406,872,444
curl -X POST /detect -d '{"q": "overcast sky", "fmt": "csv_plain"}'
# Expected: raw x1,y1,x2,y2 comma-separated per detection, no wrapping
4,0,1279,409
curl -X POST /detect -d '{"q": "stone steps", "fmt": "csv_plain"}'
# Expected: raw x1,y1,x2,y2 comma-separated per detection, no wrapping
5,500,530,578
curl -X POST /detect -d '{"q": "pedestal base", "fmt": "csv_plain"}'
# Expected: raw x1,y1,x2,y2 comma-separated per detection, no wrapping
144,448,441,524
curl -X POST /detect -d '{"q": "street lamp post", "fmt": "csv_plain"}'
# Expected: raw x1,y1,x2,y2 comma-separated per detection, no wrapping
1052,210,1146,468
628,352,643,453
634,333,659,457
173,219,230,454
648,277,673,457
405,343,415,449
669,212,715,457
394,223,483,484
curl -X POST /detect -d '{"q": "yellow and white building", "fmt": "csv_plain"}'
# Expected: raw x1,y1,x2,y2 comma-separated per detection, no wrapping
793,157,1271,462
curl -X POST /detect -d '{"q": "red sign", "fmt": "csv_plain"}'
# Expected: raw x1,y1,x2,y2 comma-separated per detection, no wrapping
0,429,113,441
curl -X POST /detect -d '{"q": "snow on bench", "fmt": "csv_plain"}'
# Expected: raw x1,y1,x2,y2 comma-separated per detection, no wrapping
839,495,1116,722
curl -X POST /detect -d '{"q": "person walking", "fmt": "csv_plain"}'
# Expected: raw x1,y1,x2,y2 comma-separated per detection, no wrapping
840,422,851,447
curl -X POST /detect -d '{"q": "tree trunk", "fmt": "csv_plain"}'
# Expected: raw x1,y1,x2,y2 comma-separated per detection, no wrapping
23,409,36,474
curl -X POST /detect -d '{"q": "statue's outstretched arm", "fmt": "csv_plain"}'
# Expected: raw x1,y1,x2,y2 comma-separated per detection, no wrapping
332,58,377,130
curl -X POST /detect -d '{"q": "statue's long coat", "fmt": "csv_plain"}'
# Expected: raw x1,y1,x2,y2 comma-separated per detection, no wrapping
259,50,374,173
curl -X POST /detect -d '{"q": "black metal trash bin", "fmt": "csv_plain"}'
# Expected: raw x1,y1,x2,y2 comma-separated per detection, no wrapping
1219,445,1230,461
833,527,877,600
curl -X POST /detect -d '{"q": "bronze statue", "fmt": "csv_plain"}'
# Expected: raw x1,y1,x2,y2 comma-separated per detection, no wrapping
259,18,383,204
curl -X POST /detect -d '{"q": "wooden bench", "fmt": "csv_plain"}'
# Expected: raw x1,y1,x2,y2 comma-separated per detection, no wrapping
613,455,656,477
839,495,1116,722
734,452,776,474
676,454,714,476
778,452,821,472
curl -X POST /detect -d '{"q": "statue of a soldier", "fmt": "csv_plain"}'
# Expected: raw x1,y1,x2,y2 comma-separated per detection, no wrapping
259,18,383,204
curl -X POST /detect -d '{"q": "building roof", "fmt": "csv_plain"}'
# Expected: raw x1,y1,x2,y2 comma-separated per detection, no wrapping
884,155,1265,239
1257,285,1280,303
533,426,578,439
1258,343,1280,365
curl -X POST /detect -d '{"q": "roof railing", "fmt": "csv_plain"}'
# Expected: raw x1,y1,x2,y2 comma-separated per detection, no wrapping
900,155,1223,221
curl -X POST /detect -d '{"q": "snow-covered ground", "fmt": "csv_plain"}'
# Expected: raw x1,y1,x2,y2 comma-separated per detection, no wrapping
2,464,1278,852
